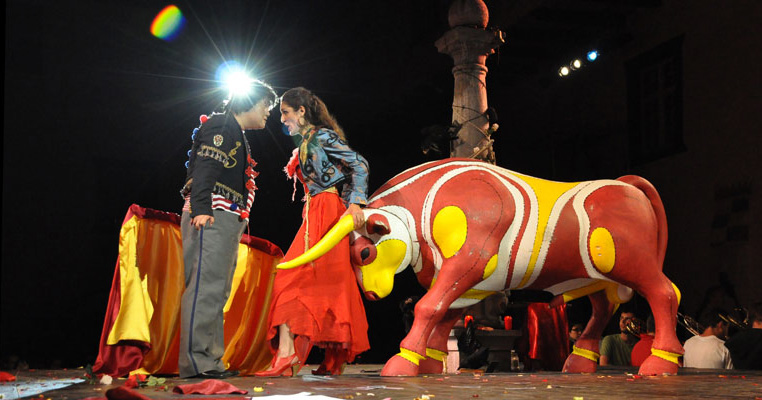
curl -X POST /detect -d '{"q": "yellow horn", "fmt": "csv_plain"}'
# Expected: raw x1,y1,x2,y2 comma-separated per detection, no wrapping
276,215,356,269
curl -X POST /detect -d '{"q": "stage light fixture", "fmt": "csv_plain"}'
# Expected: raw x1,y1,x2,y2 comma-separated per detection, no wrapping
570,59,582,70
587,50,599,62
558,66,570,77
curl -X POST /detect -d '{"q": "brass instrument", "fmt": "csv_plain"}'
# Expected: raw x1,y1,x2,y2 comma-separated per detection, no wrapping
719,307,749,330
677,312,703,336
624,317,645,337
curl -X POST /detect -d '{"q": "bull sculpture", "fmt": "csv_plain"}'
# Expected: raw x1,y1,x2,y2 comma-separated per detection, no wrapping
278,159,683,376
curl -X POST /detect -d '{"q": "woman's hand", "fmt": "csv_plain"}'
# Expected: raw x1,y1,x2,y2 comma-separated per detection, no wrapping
342,203,365,229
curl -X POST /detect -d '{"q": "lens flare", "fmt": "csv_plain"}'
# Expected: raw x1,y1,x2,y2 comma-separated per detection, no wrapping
150,5,186,41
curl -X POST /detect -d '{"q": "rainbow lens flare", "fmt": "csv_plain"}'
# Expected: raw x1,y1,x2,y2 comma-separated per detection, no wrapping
150,5,186,41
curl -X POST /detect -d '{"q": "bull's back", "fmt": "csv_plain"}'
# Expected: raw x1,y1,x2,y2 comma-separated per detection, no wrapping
368,159,662,295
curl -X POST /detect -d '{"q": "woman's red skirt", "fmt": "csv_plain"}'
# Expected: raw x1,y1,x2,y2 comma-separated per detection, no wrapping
264,191,370,360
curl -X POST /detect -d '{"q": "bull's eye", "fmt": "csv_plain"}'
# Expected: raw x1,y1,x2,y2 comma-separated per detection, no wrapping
361,248,370,260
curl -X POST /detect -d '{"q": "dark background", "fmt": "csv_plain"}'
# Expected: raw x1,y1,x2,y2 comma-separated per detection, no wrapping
4,0,761,368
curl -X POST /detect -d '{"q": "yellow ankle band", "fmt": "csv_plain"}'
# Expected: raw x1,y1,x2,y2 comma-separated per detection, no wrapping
426,348,447,361
398,348,425,366
651,348,681,365
572,345,600,363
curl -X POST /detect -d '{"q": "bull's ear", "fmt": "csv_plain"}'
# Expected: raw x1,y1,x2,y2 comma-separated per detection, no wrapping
366,213,391,235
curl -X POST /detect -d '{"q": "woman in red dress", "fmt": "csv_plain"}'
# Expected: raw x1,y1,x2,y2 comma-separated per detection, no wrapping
256,87,370,377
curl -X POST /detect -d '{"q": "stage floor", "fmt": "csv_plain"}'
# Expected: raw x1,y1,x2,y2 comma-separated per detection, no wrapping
3,365,761,399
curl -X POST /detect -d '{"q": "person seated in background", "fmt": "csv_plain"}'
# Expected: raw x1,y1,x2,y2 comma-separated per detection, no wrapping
683,309,733,369
600,310,639,366
569,323,584,348
631,315,655,367
724,303,762,370
399,296,420,334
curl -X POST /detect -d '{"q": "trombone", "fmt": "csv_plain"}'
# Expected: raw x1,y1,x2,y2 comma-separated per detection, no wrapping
677,312,703,336
719,307,749,330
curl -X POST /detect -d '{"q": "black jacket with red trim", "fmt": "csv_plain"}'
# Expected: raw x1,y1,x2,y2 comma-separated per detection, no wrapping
181,112,256,218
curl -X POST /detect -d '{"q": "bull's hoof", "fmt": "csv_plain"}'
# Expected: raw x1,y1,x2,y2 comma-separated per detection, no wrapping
380,355,420,376
638,355,679,376
562,354,598,373
418,357,444,374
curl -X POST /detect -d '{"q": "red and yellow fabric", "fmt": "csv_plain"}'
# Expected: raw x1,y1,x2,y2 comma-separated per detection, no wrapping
93,204,282,377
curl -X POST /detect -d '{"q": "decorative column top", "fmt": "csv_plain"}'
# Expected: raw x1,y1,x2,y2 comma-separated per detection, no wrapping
448,0,489,29
437,0,504,65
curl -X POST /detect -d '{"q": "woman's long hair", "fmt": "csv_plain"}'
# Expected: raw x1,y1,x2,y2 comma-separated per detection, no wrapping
281,87,346,140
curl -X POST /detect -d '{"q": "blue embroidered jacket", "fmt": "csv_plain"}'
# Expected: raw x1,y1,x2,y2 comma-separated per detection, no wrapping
299,128,369,206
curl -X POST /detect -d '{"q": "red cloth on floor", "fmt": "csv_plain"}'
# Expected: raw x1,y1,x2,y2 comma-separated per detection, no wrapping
173,379,247,394
105,387,151,400
264,191,370,360
0,371,16,382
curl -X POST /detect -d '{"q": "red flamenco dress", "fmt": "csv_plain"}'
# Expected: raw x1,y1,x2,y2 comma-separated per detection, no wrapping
263,156,370,373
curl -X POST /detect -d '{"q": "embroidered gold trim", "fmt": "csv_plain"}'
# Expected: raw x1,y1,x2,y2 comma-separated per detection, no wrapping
214,182,243,201
225,141,241,169
198,145,230,167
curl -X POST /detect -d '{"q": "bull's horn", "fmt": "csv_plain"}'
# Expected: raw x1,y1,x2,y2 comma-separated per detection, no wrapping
276,215,356,269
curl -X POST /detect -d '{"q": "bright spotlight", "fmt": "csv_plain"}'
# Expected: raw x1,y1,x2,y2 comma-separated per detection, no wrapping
570,59,582,70
225,69,254,97
587,50,599,62
216,61,255,98
558,66,570,77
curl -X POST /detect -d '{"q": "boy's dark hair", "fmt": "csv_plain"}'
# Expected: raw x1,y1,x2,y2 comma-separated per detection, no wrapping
225,80,278,115
699,308,727,329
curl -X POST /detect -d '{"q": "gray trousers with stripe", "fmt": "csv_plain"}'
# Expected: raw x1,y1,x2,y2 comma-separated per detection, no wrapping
179,209,246,378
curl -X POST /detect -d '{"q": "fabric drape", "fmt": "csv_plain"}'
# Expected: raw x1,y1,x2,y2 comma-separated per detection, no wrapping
93,204,282,377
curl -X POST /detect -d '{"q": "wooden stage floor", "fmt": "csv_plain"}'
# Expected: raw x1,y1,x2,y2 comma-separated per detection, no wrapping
3,365,761,399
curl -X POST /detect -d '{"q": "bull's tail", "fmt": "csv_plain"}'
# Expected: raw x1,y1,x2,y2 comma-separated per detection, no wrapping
616,175,668,268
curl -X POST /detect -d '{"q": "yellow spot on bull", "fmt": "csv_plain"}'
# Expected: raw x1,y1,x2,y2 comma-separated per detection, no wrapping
432,206,467,258
589,227,616,273
511,174,580,288
360,239,407,299
483,254,498,280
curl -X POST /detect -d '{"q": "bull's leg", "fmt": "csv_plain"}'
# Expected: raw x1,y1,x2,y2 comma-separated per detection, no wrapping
562,290,613,373
381,262,483,376
634,274,682,375
418,308,462,374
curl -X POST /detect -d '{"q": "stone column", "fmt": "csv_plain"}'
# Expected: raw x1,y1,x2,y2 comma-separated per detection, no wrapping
435,0,504,163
